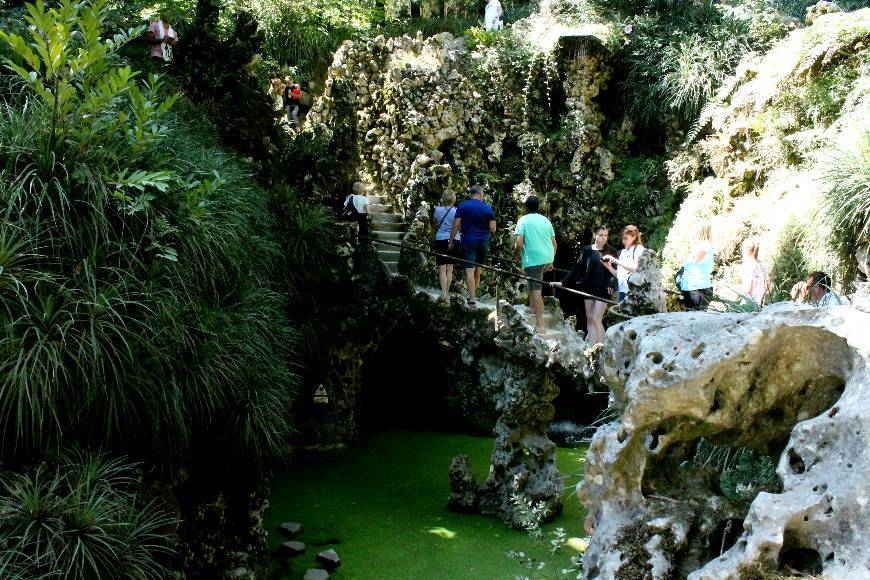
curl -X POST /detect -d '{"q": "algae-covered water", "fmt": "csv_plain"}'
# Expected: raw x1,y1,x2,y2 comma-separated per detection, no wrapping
265,431,588,579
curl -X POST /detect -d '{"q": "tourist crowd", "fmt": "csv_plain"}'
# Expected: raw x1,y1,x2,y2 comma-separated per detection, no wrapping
341,183,849,342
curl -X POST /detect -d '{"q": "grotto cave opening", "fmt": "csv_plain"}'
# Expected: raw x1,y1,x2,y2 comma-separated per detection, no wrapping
358,324,496,435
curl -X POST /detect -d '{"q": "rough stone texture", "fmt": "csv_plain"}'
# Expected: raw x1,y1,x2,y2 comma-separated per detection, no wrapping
303,19,619,294
806,0,841,25
447,454,479,513
579,303,869,578
468,299,593,526
303,569,330,580
277,521,303,539
177,483,270,579
278,540,306,558
853,281,870,313
615,248,667,317
316,549,342,570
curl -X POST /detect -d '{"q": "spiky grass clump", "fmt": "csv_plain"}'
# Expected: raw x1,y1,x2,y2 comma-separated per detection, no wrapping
818,131,870,289
0,0,303,469
0,451,176,579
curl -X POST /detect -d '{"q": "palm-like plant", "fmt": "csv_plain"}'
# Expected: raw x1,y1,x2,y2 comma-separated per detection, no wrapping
0,451,176,579
0,0,300,471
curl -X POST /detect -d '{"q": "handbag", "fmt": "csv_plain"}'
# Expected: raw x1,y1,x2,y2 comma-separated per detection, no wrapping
673,266,684,289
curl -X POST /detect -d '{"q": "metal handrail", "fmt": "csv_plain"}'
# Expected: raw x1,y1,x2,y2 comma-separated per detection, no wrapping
360,235,620,306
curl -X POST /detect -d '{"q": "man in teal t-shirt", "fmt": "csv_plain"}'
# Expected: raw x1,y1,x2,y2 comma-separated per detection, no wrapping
514,195,557,333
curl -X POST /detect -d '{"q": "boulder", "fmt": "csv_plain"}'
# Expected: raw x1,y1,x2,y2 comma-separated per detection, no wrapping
303,569,330,580
447,454,479,513
278,540,306,558
580,302,869,578
277,521,303,539
316,549,342,570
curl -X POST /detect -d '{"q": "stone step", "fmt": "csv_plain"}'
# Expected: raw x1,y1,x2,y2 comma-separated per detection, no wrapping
370,221,405,232
371,231,403,241
383,261,398,274
368,204,394,214
374,242,401,253
371,213,402,224
368,194,386,204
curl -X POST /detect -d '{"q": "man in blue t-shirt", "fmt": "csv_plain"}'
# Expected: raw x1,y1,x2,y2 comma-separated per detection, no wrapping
449,185,496,306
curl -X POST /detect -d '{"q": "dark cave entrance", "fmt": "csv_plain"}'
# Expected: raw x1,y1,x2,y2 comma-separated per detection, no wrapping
358,324,494,434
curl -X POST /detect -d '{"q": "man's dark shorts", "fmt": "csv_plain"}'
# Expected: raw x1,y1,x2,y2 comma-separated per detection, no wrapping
461,241,489,269
524,264,549,291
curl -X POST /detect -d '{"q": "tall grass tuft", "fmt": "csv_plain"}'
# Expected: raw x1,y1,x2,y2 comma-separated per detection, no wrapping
818,131,870,289
0,0,300,471
0,451,176,579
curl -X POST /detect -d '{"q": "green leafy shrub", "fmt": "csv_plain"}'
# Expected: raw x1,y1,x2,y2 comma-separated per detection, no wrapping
720,449,780,502
0,0,297,468
0,452,176,579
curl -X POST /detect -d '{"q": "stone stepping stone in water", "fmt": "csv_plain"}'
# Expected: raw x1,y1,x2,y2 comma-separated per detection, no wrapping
316,549,342,570
278,521,303,538
303,569,330,580
278,540,306,558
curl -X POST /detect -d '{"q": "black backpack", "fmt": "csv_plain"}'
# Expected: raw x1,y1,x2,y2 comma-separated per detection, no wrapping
340,196,358,220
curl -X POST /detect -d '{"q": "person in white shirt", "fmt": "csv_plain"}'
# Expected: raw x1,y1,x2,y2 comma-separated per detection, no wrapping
484,0,503,31
343,182,370,236
148,15,178,63
605,225,644,303
806,271,847,306
740,238,770,307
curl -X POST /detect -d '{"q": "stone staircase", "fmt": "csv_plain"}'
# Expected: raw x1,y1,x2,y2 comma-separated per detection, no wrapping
368,193,404,274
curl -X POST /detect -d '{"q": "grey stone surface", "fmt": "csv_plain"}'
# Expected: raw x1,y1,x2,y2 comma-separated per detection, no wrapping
303,569,330,580
617,248,667,316
316,549,342,570
277,521,302,539
278,540,306,558
579,302,869,578
447,454,479,513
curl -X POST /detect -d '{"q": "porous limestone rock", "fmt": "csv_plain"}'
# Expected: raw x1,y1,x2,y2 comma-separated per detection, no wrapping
447,454,479,513
303,24,616,292
617,248,667,316
806,0,841,25
579,302,869,578
466,299,593,526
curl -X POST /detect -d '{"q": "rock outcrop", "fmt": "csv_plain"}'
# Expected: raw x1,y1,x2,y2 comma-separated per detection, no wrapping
579,303,869,578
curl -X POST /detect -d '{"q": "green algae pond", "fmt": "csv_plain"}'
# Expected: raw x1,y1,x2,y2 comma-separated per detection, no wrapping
265,431,588,579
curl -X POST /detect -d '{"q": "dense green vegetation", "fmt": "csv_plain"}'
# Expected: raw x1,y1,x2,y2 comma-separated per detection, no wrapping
0,1,341,575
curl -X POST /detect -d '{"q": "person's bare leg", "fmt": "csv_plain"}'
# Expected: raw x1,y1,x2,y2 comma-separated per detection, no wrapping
445,264,453,297
439,265,449,299
591,300,608,345
474,267,482,295
465,267,476,302
531,289,545,332
584,300,599,344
